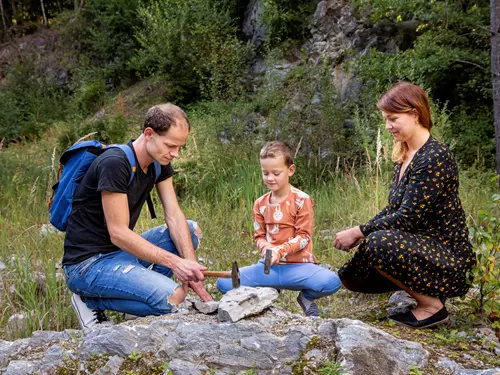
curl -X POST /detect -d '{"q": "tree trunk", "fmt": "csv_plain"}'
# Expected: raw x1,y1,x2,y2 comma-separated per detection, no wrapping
40,0,47,26
492,0,500,188
0,0,8,35
10,0,16,24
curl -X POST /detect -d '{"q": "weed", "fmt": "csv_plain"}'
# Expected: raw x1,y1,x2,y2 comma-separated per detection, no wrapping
128,350,142,362
318,361,346,375
409,365,424,375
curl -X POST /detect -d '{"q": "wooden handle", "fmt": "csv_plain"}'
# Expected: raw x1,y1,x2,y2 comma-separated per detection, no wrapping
203,271,232,278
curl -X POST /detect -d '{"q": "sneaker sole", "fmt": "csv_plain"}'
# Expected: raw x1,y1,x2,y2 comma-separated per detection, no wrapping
71,296,87,329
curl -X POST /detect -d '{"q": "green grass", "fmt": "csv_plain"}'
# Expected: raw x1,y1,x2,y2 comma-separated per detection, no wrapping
0,120,497,341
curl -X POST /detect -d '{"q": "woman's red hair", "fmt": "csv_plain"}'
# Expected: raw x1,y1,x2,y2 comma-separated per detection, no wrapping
377,82,432,162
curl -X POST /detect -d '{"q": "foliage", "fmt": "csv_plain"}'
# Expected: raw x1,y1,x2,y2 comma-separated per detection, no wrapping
132,0,251,102
56,100,131,152
318,361,346,375
76,0,150,86
468,194,500,325
0,55,69,141
351,0,493,167
262,0,319,49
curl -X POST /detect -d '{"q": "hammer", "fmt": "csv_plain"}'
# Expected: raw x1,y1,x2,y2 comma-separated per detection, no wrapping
264,248,272,275
203,261,240,288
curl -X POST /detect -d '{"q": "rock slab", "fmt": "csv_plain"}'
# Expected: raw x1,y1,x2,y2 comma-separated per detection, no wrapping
218,286,279,322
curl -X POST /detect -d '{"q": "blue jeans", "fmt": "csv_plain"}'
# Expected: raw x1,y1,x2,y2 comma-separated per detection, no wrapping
64,220,200,316
216,260,341,301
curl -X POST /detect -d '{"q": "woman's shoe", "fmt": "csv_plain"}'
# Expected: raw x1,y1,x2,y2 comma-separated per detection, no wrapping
389,306,449,328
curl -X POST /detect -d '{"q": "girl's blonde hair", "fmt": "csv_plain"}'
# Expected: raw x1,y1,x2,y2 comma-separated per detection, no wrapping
377,82,432,162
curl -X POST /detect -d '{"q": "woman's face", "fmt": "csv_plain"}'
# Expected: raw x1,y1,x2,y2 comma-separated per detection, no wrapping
382,110,418,143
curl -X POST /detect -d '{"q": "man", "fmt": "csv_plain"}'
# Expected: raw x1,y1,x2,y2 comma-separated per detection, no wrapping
63,103,212,329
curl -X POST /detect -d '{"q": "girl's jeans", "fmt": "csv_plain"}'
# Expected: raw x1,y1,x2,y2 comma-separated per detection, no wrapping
64,220,200,316
216,260,341,301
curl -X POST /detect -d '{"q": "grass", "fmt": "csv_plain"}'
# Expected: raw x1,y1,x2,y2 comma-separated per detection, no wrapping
0,103,498,366
0,128,496,342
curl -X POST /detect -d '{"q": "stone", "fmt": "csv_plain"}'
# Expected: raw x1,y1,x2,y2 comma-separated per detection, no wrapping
5,314,28,337
92,355,123,375
169,359,209,374
437,357,500,375
193,300,219,315
1,314,499,375
0,260,5,271
386,290,416,316
335,318,428,375
39,223,60,237
242,0,266,49
3,360,41,375
218,287,279,322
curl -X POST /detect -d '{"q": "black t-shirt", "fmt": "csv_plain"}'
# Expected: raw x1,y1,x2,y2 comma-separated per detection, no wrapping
63,141,175,265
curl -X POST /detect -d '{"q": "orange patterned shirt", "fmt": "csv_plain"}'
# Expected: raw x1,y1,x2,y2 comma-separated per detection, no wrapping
253,186,317,263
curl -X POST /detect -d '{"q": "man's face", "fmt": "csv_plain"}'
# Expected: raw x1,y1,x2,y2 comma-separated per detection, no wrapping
147,123,189,165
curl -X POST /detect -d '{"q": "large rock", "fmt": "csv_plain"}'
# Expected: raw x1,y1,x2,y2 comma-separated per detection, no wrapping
335,318,429,375
242,0,266,49
437,357,500,375
0,310,498,375
218,286,280,322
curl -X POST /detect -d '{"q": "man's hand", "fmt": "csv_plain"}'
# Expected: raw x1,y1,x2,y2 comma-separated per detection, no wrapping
333,226,365,251
188,281,213,302
171,258,207,283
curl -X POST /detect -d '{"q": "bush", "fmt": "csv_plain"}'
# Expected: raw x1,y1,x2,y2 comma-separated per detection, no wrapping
132,0,251,102
0,56,69,142
468,194,500,327
262,0,319,49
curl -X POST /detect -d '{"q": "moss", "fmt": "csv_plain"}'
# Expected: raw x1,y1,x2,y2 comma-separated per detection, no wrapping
118,351,165,375
86,354,111,374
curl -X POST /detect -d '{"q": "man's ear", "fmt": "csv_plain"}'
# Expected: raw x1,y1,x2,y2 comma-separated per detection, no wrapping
288,164,296,176
144,127,154,140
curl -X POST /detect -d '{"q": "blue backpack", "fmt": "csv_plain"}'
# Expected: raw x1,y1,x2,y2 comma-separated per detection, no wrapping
48,140,161,231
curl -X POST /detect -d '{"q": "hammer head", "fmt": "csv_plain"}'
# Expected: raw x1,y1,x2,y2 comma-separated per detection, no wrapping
231,261,240,288
264,248,272,275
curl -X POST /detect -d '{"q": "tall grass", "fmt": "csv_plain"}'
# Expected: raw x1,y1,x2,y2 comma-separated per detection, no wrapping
0,122,496,340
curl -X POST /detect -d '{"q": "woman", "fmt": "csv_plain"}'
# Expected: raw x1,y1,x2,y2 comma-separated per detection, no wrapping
333,82,475,328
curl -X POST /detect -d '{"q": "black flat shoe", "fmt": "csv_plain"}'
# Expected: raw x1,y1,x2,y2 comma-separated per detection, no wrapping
389,306,449,328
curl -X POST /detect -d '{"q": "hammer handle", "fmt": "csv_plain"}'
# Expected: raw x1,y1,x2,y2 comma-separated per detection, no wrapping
203,271,232,278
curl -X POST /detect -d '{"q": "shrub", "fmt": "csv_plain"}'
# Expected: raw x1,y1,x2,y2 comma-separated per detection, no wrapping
132,0,251,102
262,0,319,49
468,194,500,327
0,55,69,142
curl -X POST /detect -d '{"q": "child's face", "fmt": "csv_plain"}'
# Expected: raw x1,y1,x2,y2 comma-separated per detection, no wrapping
260,155,295,195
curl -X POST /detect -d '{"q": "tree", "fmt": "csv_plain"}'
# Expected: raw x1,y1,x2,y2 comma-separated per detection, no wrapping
493,0,500,187
0,0,7,35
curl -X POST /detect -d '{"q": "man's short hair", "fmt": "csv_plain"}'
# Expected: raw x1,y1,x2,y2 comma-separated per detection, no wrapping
259,141,294,167
142,103,190,134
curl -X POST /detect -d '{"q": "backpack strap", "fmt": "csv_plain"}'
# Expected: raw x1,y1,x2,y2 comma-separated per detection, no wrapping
109,144,137,185
107,144,159,219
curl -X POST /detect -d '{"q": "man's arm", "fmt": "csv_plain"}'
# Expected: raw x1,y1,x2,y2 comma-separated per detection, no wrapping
101,190,206,284
156,177,212,301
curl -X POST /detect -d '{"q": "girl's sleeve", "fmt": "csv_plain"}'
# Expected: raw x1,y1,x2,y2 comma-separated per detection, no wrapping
254,199,272,252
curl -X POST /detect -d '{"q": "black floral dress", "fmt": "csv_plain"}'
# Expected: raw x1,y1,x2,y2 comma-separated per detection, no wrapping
338,136,475,298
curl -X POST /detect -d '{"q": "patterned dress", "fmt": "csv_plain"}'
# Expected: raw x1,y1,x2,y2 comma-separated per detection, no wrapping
339,136,475,298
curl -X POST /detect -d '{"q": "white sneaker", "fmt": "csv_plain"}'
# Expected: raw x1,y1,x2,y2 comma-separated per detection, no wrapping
71,294,108,329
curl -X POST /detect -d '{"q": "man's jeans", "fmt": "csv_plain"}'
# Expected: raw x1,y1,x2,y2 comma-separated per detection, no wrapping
216,260,341,301
64,220,200,316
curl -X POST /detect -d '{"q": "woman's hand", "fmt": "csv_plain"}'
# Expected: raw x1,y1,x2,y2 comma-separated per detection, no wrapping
333,226,365,251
